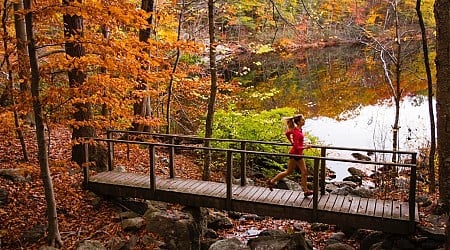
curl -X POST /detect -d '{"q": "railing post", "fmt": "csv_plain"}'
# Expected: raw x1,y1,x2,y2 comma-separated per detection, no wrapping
149,145,156,195
126,133,130,160
169,137,175,178
409,152,417,223
83,142,89,188
313,158,319,221
320,148,326,195
203,139,211,180
240,141,247,186
226,150,233,210
107,131,114,171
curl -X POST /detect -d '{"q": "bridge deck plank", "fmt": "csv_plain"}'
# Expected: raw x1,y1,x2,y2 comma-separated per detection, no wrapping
86,171,418,234
357,198,368,215
403,201,410,219
323,194,338,211
285,191,301,206
317,194,331,210
348,196,361,214
258,188,274,204
383,200,393,219
366,198,377,216
340,196,353,213
374,199,385,217
249,186,267,202
332,195,345,211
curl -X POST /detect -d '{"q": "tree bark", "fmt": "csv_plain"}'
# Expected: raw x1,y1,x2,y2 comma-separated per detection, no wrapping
1,0,28,161
165,0,184,134
416,0,436,192
14,1,30,93
434,0,450,249
24,0,62,247
63,0,95,165
392,1,401,163
100,24,110,117
13,0,30,161
133,0,154,132
0,0,12,107
203,0,218,181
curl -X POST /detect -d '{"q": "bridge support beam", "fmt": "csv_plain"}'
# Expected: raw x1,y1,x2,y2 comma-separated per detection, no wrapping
226,151,233,210
313,158,320,221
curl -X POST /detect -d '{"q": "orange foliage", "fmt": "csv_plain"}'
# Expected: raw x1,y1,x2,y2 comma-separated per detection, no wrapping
0,0,227,136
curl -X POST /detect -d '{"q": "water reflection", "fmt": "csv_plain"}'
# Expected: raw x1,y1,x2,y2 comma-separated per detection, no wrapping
233,44,426,119
304,95,433,180
230,44,432,180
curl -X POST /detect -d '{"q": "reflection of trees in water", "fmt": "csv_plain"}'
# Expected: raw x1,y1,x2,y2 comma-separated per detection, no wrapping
229,44,428,119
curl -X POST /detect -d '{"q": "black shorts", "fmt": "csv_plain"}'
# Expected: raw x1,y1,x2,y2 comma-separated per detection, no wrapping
289,156,302,161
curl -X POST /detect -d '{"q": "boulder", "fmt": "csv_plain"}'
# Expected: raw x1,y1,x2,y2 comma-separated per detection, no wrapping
350,187,375,198
247,230,312,250
144,209,201,250
209,238,248,250
0,168,31,182
20,224,46,244
347,167,368,177
324,243,355,250
351,153,371,162
359,231,385,250
76,240,106,250
122,217,145,231
343,175,362,185
207,211,233,230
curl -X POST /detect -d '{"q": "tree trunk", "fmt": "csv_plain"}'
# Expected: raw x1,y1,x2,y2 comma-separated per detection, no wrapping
100,24,110,117
63,0,95,166
14,1,30,93
133,0,154,132
165,1,184,134
392,97,400,162
0,0,12,107
1,0,28,162
392,1,401,163
416,0,436,192
434,0,450,249
13,0,30,161
24,0,62,247
203,0,218,181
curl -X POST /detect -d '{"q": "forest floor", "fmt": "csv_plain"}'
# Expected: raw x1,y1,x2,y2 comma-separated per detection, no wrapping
0,125,443,249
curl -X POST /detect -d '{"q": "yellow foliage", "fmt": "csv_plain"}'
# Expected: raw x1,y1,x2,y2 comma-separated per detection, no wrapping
0,111,15,137
366,10,381,26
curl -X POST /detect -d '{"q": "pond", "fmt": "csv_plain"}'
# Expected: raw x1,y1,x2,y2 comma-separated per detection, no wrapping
229,43,433,180
304,95,433,180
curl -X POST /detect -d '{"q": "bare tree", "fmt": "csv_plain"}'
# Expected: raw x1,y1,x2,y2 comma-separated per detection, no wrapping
202,0,218,181
1,0,29,161
359,0,412,162
24,0,63,246
380,0,403,163
416,0,436,192
0,0,12,107
165,0,185,134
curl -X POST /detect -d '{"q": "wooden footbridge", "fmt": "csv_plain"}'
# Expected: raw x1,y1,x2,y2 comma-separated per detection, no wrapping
82,130,419,234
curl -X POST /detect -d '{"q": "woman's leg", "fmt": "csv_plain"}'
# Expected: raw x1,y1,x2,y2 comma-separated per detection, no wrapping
268,158,296,187
298,158,311,193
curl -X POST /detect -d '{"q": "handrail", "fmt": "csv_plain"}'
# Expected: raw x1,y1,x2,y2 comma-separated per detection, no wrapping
83,136,417,222
106,129,417,155
94,137,417,167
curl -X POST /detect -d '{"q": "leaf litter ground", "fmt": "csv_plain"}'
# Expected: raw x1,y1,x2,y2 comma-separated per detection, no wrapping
0,125,440,249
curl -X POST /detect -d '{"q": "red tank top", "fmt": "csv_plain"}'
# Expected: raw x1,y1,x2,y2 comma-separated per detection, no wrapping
285,127,304,155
